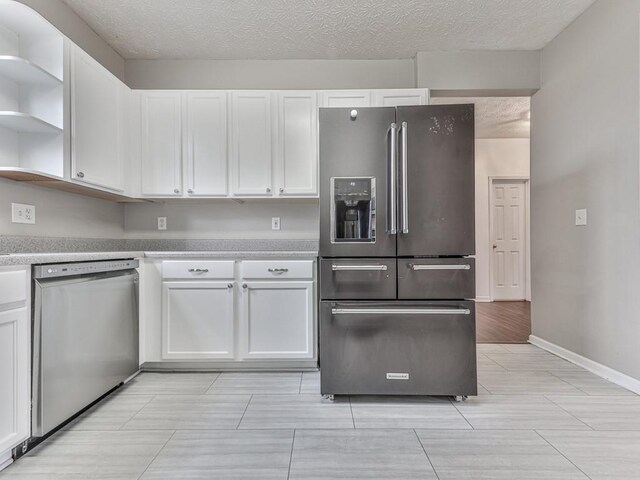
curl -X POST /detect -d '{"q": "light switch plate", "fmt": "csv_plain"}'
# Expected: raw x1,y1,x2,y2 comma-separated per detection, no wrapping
157,216,167,230
12,203,36,224
272,217,281,230
575,208,587,226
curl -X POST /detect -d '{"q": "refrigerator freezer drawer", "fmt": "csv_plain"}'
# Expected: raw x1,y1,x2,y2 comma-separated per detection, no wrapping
398,258,475,299
320,301,477,396
320,258,396,300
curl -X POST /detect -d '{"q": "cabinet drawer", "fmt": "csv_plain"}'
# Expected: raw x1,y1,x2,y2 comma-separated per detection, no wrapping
162,260,234,279
320,258,396,300
398,258,475,300
241,260,314,280
0,269,27,305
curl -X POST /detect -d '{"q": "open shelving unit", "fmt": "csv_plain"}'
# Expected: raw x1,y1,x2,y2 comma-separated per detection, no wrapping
0,0,65,178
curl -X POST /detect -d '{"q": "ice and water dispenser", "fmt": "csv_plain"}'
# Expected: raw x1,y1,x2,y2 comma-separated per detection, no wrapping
330,177,376,243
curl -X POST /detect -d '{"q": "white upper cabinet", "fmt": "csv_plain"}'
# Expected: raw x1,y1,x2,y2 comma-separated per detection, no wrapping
70,46,125,191
230,91,274,196
141,91,182,196
372,89,429,107
320,90,371,108
276,91,318,196
185,92,228,196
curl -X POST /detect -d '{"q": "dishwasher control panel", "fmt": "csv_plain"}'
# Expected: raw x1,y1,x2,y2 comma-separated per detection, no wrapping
33,259,139,279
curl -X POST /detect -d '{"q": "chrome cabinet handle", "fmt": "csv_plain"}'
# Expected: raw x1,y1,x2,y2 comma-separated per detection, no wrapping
174,188,180,194
76,171,84,178
400,121,409,234
331,264,388,271
410,264,471,271
188,268,209,273
266,187,271,193
227,283,233,289
387,123,398,234
279,187,284,193
187,188,193,194
268,268,289,273
332,308,470,315
242,283,248,289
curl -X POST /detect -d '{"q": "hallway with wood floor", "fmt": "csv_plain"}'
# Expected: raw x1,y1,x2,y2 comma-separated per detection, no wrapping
476,301,531,343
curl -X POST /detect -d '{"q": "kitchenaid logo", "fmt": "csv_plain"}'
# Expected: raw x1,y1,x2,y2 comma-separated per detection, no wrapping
386,372,409,380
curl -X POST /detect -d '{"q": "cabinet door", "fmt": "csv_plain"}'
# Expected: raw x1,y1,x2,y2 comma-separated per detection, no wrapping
320,90,371,108
372,89,429,107
230,91,273,196
70,46,124,191
0,307,29,454
162,281,234,359
276,92,318,196
240,281,314,359
141,92,182,196
185,92,228,196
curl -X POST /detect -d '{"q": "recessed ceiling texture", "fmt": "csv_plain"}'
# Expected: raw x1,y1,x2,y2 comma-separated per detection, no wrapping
61,0,595,60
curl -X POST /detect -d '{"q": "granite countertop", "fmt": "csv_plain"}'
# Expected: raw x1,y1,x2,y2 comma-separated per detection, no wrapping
144,250,318,259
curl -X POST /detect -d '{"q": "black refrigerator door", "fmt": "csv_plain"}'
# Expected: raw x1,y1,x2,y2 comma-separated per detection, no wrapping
319,107,397,258
396,104,475,257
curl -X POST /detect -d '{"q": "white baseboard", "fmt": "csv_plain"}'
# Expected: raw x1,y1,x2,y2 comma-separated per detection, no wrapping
0,450,12,472
475,296,492,303
529,335,640,395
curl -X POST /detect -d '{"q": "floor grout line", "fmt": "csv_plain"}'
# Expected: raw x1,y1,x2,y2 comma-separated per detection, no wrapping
136,429,177,480
542,394,595,431
236,394,253,429
413,428,441,480
348,395,356,429
286,429,296,480
449,398,475,430
298,372,303,394
534,429,594,480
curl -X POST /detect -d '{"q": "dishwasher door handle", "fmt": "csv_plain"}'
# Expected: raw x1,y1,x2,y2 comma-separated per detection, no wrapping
410,264,471,271
331,308,471,315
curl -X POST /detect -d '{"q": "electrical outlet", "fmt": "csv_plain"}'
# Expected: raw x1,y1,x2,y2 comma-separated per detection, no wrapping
271,217,281,231
157,216,167,230
12,203,36,224
575,208,587,226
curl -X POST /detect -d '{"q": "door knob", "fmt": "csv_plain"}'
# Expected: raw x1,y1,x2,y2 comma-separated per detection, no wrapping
493,244,498,249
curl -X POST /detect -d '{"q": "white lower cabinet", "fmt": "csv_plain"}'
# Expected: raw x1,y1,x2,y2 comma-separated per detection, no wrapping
240,281,314,360
162,281,235,360
0,267,30,463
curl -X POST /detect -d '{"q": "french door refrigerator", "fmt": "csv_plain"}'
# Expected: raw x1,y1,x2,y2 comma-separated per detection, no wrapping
319,104,477,398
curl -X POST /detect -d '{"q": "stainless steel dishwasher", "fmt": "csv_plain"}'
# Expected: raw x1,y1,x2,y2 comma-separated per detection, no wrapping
32,259,139,437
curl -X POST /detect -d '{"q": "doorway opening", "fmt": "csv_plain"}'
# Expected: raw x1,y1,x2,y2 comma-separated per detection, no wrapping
431,95,531,343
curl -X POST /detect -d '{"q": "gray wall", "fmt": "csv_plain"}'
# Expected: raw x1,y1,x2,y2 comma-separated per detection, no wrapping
531,0,640,380
16,0,125,80
0,179,124,238
126,59,415,90
123,201,318,240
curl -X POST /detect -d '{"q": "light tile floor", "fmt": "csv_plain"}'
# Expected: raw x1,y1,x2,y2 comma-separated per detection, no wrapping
2,343,639,479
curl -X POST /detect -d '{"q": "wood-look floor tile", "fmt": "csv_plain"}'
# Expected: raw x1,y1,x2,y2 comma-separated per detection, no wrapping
141,430,293,479
289,429,437,479
539,430,640,480
417,430,588,479
207,372,301,395
122,394,251,430
545,395,640,430
299,371,320,394
478,371,585,395
485,352,582,371
64,394,154,431
239,394,353,429
120,372,219,395
454,395,590,430
350,396,471,429
548,371,637,396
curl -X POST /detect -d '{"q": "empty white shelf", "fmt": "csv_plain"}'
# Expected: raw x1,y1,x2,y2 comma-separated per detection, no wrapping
0,111,62,134
0,56,62,86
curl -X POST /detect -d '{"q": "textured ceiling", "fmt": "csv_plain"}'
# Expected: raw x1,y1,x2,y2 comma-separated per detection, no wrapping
430,97,530,138
61,0,595,60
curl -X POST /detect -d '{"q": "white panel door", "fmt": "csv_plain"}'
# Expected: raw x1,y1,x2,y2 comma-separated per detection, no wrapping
320,90,371,108
276,91,318,196
70,46,124,191
185,92,228,196
491,181,527,300
141,92,182,196
230,91,273,196
0,307,29,455
240,281,314,359
372,89,429,106
162,281,235,359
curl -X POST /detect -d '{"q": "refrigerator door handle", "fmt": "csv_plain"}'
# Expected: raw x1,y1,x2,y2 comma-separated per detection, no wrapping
409,264,471,271
387,123,398,234
331,264,388,271
399,121,409,234
331,307,471,315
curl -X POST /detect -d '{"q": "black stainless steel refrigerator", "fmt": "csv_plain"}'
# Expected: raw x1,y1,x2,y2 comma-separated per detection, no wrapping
319,104,477,398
